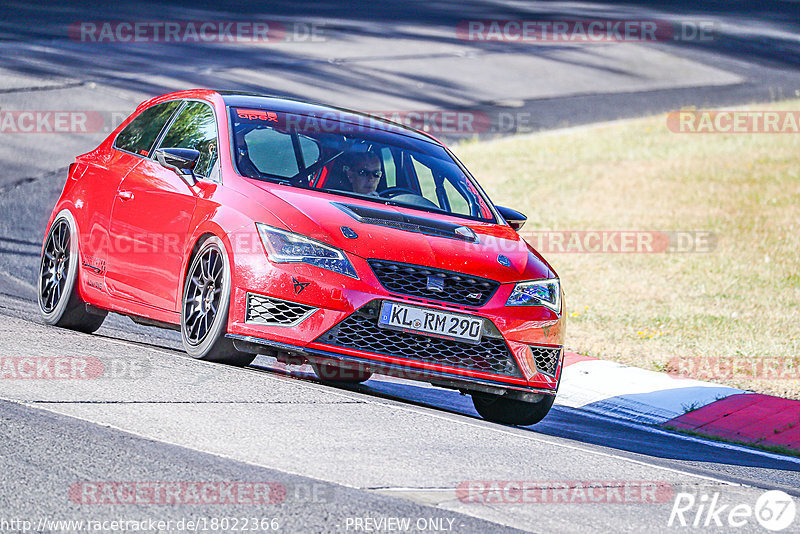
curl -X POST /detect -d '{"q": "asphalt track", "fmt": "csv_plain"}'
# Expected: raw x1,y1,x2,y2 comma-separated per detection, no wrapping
1,1,799,532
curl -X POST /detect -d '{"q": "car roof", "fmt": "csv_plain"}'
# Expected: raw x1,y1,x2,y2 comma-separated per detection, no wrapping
218,91,441,145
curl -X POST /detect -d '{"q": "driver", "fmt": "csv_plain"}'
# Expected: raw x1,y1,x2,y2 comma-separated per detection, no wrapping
340,150,383,196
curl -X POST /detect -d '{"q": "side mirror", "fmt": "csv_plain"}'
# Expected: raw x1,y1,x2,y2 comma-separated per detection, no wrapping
155,148,200,186
496,205,527,231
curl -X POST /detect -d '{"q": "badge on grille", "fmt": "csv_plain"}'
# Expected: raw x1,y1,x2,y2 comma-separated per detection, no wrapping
292,277,310,294
426,275,445,292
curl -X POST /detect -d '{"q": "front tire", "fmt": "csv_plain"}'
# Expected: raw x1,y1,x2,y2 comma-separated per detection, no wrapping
181,236,253,367
38,212,106,333
472,392,555,426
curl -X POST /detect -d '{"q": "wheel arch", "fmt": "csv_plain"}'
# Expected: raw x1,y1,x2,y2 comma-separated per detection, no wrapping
38,208,107,332
45,208,87,300
180,228,225,303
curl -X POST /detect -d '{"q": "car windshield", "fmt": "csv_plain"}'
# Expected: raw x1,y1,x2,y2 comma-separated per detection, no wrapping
229,107,496,222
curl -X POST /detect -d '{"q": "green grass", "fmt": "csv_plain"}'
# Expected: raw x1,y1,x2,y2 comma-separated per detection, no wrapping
453,101,800,399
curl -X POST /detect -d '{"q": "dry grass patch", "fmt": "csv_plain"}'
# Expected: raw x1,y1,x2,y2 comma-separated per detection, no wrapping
454,101,800,398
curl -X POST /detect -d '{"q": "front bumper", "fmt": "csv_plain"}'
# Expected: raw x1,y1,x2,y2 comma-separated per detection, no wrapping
226,332,559,402
227,254,564,396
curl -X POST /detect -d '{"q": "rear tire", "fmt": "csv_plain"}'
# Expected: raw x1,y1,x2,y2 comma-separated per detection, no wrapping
472,392,555,426
38,212,106,333
181,236,253,367
311,361,373,384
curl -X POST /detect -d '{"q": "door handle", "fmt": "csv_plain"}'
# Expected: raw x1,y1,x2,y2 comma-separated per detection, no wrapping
117,190,134,201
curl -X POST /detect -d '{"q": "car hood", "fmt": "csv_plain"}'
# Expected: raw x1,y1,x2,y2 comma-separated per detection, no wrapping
250,184,556,284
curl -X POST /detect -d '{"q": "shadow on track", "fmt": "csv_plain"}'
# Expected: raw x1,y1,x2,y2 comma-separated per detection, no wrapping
245,358,800,478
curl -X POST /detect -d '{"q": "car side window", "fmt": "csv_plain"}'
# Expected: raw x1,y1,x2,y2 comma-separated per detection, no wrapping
443,179,471,215
297,134,321,168
411,155,437,202
157,101,218,179
114,100,181,157
380,147,397,187
411,154,472,215
242,127,299,177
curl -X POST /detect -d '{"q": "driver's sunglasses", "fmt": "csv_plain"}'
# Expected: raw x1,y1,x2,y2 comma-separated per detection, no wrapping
355,168,383,179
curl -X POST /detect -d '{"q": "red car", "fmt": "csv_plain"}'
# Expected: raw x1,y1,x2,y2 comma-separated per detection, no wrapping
38,90,564,425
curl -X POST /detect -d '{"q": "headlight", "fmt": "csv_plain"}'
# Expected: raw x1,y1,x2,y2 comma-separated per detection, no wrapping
506,279,561,311
256,223,358,279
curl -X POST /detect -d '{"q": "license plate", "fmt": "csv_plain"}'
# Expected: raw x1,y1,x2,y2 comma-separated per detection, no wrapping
378,301,483,344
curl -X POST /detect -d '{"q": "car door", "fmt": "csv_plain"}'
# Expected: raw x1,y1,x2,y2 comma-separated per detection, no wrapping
79,100,182,290
105,100,219,312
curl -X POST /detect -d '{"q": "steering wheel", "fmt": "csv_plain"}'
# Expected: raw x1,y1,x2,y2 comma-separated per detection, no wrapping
380,187,417,198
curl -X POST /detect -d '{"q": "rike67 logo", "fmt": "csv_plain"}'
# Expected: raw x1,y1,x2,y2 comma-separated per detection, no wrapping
669,490,796,531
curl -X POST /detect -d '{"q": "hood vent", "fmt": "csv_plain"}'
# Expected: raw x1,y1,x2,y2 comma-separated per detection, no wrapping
333,202,478,243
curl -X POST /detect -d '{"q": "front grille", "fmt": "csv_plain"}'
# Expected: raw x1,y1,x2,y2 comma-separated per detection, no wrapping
530,345,562,377
368,260,499,307
246,293,315,326
315,302,522,378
